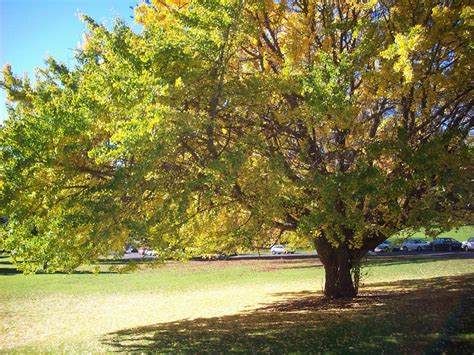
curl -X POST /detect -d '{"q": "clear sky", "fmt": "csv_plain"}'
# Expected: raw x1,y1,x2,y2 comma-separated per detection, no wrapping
0,0,138,122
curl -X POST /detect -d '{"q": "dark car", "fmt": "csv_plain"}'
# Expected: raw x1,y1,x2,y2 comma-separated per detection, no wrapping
430,238,462,252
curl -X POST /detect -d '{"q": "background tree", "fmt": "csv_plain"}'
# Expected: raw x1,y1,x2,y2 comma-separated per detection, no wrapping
1,0,472,297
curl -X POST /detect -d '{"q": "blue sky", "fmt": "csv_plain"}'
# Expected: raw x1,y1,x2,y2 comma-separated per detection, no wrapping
0,0,138,122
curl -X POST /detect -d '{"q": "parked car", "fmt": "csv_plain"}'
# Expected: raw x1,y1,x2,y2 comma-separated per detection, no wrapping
430,238,462,252
138,247,157,256
462,237,474,251
144,249,158,256
374,240,400,252
401,239,430,252
270,244,294,255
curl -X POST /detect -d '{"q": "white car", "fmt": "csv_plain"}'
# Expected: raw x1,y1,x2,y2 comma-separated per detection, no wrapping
270,244,293,255
401,239,430,252
374,241,394,252
144,249,158,257
462,237,474,251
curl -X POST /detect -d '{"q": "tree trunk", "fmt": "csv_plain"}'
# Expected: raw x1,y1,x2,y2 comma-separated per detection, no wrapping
315,237,358,299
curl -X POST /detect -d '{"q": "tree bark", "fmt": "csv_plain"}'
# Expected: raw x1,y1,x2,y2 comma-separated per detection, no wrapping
315,237,357,299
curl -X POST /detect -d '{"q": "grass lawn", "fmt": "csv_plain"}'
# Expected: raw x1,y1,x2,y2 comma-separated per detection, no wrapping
1,253,473,353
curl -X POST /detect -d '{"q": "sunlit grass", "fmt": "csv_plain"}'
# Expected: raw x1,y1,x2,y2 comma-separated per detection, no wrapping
1,254,473,352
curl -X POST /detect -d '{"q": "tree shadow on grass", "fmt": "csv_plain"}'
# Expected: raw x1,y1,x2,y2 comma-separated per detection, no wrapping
102,274,474,353
0,259,22,275
0,259,118,275
0,268,117,276
255,253,473,273
364,252,474,268
0,266,22,275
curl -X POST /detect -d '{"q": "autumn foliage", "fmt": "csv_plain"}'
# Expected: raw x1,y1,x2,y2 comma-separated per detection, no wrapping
1,0,473,298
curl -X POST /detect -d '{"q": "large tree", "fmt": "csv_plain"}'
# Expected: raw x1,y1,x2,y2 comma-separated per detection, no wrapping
1,0,473,298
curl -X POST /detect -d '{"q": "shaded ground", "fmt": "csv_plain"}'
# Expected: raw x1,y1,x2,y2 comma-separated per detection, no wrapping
102,274,474,353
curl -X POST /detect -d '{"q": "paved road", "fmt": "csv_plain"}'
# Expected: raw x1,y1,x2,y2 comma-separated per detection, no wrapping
123,252,158,260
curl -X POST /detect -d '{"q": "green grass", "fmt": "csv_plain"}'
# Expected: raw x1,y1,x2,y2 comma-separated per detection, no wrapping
1,254,473,353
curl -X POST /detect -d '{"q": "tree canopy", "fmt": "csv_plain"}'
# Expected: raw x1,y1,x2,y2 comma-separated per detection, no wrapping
1,0,473,298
